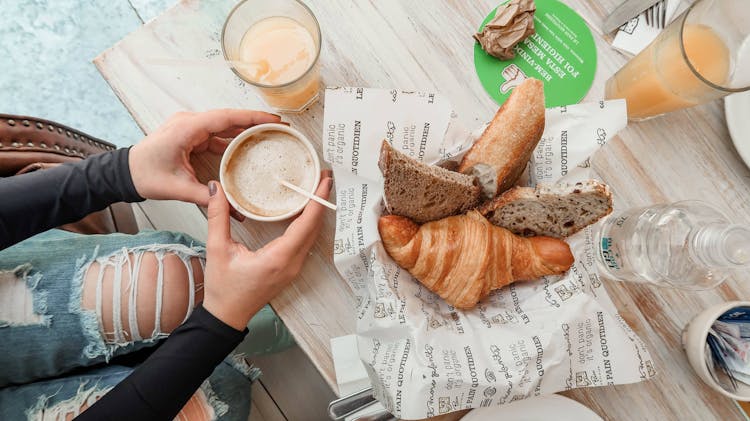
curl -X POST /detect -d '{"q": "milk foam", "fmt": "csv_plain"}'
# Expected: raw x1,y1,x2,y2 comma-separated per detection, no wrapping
226,131,315,217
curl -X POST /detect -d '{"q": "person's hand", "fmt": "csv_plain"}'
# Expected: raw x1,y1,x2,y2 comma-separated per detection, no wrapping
202,171,333,330
128,109,281,206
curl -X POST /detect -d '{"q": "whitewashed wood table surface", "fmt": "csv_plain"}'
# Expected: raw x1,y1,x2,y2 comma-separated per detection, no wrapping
95,0,750,419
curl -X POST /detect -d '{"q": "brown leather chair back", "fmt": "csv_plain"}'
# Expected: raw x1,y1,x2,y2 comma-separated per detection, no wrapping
0,114,138,235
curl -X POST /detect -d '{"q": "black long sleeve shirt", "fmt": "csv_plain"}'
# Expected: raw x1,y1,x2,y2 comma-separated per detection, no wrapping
0,149,142,250
0,149,247,419
80,305,246,420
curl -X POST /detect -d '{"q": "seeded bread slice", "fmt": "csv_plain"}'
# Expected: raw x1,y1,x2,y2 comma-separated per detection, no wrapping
379,140,481,224
478,180,613,238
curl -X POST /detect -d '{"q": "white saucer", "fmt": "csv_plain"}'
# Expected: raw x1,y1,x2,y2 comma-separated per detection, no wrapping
726,90,750,170
460,394,602,421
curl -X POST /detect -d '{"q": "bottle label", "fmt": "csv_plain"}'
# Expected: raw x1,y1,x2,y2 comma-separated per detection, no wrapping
599,235,622,272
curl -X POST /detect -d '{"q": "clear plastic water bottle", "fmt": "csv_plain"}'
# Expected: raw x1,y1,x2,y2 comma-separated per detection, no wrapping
595,200,750,290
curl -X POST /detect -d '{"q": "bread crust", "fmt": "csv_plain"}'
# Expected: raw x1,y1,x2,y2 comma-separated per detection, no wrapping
484,181,611,209
457,78,545,195
478,180,613,238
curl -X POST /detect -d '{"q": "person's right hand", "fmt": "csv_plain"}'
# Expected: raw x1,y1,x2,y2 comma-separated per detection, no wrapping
202,172,333,331
128,109,281,207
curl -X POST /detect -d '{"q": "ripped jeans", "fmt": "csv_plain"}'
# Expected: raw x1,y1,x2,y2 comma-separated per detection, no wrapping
0,357,258,420
0,229,294,420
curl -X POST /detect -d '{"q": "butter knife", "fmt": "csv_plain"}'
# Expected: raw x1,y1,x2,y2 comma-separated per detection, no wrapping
602,0,658,33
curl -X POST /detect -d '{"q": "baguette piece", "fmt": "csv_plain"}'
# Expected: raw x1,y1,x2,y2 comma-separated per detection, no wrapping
479,180,613,238
457,78,545,195
379,140,481,224
378,210,574,309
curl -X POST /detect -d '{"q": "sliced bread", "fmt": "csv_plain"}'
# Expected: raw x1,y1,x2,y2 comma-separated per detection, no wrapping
379,140,481,224
478,180,613,238
457,78,545,195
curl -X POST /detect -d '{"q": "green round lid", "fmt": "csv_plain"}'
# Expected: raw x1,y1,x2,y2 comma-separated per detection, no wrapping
474,0,597,107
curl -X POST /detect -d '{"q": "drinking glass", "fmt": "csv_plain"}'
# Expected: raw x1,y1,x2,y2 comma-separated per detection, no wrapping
605,0,750,121
221,0,322,113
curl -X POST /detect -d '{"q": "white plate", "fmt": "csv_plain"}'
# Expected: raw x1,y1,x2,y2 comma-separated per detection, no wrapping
460,394,602,421
726,90,750,170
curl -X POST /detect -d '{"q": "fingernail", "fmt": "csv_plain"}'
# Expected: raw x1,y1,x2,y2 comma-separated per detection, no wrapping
270,113,282,119
278,121,291,126
326,178,333,189
208,181,217,197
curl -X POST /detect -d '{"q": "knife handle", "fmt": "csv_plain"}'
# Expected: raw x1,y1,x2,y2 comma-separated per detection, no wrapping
328,387,378,420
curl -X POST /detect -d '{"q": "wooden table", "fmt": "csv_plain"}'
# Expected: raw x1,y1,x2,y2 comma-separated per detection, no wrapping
95,0,750,419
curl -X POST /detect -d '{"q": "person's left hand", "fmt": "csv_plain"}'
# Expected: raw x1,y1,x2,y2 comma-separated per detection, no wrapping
128,109,281,206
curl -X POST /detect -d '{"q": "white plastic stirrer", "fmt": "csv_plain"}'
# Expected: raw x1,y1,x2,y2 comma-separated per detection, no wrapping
276,178,337,211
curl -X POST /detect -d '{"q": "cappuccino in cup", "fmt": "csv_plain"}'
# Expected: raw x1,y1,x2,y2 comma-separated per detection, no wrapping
220,124,320,221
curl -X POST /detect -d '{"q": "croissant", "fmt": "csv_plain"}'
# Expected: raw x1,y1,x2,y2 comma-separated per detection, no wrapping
378,210,574,309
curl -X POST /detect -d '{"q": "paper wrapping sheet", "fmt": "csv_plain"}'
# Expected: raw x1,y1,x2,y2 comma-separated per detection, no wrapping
323,87,654,420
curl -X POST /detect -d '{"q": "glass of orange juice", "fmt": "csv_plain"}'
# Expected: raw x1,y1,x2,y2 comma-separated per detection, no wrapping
605,0,750,121
221,0,321,113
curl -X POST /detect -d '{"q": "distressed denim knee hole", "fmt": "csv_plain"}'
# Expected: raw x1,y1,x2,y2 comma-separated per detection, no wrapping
25,381,218,421
178,387,218,421
76,244,205,359
0,264,50,328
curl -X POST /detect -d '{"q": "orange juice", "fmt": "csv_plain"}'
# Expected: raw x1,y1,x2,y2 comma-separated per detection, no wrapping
606,23,730,120
237,16,320,111
238,16,315,85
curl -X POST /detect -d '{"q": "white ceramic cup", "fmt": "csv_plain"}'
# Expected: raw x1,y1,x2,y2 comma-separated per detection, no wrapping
682,300,750,400
219,123,321,222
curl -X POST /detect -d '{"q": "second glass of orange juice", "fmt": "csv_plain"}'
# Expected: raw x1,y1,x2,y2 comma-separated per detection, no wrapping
222,0,321,113
605,0,749,121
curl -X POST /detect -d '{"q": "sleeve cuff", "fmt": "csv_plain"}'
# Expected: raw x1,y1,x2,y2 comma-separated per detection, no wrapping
191,304,249,341
117,147,145,203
